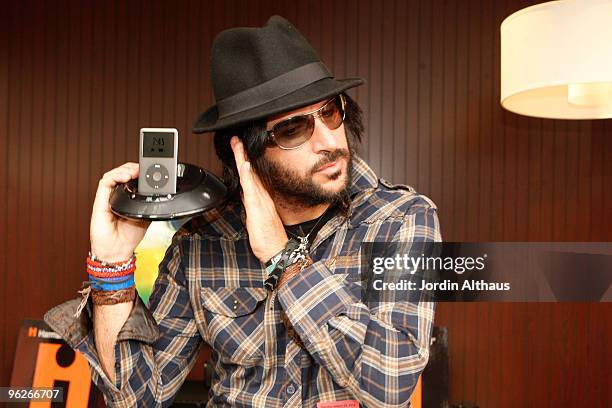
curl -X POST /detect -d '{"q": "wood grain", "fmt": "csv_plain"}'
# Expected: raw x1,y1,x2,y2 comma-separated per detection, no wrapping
1,1,610,406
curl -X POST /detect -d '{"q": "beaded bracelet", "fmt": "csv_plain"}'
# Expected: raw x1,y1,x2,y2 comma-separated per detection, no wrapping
86,253,135,278
88,251,135,266
87,253,136,273
87,267,136,278
87,262,136,278
88,259,135,270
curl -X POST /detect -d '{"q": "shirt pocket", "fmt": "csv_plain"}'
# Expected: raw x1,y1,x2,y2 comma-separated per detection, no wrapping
200,287,268,365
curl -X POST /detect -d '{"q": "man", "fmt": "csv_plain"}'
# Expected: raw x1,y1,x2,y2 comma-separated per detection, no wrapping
45,16,441,408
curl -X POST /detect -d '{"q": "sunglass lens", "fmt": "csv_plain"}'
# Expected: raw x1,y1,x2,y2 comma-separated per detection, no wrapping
273,116,314,148
320,97,344,130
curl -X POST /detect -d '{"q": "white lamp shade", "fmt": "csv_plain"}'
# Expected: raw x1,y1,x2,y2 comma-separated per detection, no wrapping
501,0,612,119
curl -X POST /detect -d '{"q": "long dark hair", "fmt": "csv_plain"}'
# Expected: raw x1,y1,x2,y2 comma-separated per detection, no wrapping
213,92,364,200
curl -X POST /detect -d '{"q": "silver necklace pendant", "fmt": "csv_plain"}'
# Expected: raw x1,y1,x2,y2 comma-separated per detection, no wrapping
297,235,309,252
286,210,329,263
288,235,309,264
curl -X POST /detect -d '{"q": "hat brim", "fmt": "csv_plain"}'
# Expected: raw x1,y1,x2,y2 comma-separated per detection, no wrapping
192,77,365,134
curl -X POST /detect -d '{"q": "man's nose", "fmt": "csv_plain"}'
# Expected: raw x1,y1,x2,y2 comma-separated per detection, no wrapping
309,117,339,152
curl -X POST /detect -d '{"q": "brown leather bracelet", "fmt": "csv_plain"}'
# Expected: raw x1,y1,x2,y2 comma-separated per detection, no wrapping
91,287,136,305
276,262,302,289
277,255,314,289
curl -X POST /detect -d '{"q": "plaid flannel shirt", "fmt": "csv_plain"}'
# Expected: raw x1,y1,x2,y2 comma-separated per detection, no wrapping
44,154,441,408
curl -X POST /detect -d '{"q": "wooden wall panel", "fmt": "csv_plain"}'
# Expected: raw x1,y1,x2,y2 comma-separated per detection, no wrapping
1,1,611,406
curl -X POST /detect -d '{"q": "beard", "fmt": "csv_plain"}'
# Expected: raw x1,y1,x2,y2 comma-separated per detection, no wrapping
253,142,355,208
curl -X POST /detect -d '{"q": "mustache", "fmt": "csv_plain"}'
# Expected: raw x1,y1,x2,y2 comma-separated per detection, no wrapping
309,149,351,175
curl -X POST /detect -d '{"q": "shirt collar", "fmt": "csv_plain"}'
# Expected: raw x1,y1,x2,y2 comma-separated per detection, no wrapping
348,153,378,198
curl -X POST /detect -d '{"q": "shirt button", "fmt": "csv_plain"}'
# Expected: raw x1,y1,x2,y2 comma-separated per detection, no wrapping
286,384,296,395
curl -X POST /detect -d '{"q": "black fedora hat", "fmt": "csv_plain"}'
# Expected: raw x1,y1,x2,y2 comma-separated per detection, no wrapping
192,15,364,134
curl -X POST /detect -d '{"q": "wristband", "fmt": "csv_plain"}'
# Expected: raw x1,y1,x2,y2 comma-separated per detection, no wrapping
264,239,301,291
91,287,136,306
88,274,135,291
265,247,285,272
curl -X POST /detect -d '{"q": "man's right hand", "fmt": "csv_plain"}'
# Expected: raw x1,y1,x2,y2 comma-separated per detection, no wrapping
90,162,151,263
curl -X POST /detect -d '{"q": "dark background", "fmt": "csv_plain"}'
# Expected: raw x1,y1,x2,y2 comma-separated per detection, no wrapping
1,0,611,406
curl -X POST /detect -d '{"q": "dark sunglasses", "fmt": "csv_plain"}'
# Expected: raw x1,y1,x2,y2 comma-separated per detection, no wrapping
267,94,346,150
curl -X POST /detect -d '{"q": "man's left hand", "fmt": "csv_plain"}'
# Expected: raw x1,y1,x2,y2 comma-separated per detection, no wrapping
230,136,289,263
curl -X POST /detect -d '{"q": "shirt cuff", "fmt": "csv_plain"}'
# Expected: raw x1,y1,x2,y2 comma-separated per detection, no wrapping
43,293,161,349
276,260,358,344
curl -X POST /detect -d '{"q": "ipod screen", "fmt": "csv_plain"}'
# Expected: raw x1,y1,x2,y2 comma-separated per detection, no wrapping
143,132,174,158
